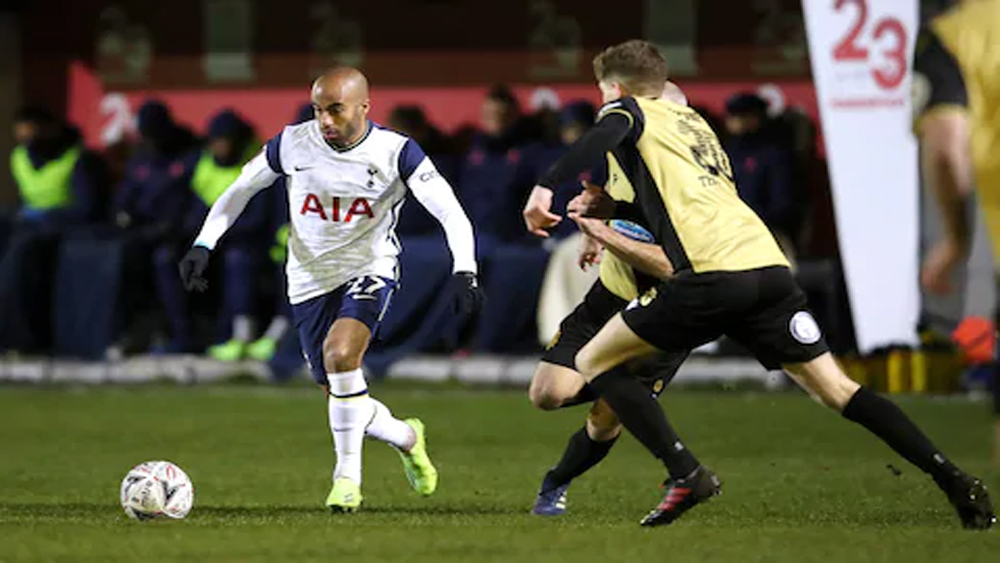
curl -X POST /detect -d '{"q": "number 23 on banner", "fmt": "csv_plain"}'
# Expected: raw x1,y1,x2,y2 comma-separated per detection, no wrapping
831,0,908,90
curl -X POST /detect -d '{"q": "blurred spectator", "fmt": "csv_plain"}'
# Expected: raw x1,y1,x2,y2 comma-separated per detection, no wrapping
248,102,312,371
690,104,725,138
113,100,200,353
722,92,805,263
388,104,454,176
155,108,270,360
9,107,108,226
768,106,826,257
480,84,532,147
514,100,606,242
114,100,199,241
458,85,534,244
388,104,458,236
0,107,109,354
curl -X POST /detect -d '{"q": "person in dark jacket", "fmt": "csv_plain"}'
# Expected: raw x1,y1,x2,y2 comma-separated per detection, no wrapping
388,104,458,236
513,100,606,242
458,85,536,245
0,107,110,354
722,92,804,260
115,100,200,240
153,108,269,359
114,100,201,353
9,107,107,228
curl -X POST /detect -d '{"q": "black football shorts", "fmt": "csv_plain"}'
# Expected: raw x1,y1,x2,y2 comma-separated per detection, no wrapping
622,266,828,370
542,280,688,395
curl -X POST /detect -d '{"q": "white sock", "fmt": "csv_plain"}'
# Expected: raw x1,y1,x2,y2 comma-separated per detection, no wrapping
232,315,254,342
327,369,369,484
263,316,289,340
365,397,416,451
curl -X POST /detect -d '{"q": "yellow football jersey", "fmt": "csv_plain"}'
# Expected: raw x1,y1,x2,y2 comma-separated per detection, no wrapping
599,155,644,301
598,97,788,274
915,0,1000,261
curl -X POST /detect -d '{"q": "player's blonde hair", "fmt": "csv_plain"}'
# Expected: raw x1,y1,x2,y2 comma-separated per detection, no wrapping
592,40,669,97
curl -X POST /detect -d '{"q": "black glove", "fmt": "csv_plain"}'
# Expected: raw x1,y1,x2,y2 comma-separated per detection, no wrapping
451,271,484,319
178,245,211,292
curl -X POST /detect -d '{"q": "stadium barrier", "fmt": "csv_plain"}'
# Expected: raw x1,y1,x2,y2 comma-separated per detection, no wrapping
0,353,778,388
0,348,969,393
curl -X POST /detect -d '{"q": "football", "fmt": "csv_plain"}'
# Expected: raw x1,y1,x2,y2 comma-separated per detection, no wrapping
120,461,194,521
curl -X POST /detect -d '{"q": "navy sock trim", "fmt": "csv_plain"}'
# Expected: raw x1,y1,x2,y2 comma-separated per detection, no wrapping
330,389,369,399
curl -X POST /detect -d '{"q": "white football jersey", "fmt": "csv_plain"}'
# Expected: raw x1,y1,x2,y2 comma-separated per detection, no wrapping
271,121,414,304
194,119,477,305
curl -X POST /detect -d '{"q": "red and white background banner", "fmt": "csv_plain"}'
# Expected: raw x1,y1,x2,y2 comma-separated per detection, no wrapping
803,0,919,352
66,62,820,150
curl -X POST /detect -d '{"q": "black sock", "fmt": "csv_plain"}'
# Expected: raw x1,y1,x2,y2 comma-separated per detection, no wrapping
558,384,597,409
842,387,959,483
543,427,618,491
589,366,700,479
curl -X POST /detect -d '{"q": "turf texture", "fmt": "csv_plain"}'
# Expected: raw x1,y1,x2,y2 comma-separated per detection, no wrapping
0,384,998,562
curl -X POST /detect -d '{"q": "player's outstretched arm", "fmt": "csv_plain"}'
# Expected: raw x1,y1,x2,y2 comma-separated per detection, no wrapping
912,27,975,295
403,149,483,318
179,150,280,292
918,112,973,291
405,157,477,275
578,233,603,271
569,211,672,280
537,112,632,191
192,151,280,250
525,110,633,237
567,180,646,224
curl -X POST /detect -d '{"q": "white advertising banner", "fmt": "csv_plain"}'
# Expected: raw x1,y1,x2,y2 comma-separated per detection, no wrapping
802,0,920,352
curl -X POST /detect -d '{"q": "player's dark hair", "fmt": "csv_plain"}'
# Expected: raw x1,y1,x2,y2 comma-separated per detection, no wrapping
593,40,668,96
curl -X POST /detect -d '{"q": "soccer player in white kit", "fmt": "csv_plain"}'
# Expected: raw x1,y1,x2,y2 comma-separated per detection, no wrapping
178,67,483,512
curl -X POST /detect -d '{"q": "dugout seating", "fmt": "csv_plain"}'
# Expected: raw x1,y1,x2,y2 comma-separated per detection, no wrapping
10,99,864,378
41,227,554,376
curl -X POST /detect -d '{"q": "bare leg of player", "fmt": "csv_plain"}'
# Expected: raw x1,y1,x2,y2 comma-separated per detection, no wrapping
528,362,590,410
575,315,660,379
575,314,720,526
531,364,623,515
782,353,995,529
322,318,436,512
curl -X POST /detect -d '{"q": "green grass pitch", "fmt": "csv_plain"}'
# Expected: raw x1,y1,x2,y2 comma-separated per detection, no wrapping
1,383,998,562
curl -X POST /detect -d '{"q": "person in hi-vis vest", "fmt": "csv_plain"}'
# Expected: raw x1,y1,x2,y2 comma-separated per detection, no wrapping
9,107,106,228
0,107,108,354
152,109,269,360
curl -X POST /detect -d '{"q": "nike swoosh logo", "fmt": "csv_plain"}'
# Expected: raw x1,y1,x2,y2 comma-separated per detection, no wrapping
294,165,313,171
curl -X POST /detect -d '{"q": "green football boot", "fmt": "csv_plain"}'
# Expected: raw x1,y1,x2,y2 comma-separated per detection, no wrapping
326,477,362,513
395,418,438,496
